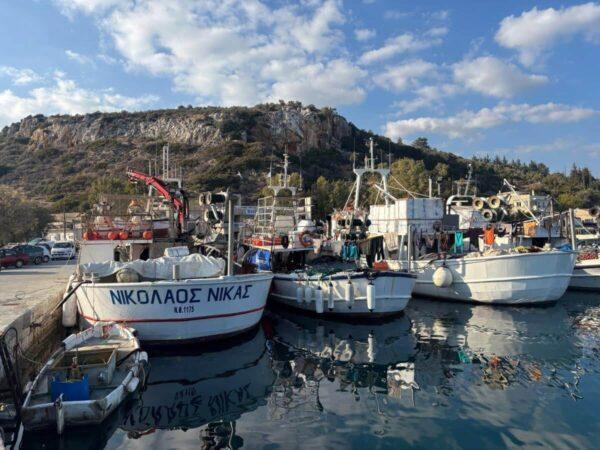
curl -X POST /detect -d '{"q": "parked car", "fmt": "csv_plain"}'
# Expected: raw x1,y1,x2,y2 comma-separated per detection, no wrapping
10,245,45,264
0,248,30,268
51,241,76,260
36,245,51,263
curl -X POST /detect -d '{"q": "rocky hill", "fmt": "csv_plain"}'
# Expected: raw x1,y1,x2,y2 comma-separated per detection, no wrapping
0,101,596,212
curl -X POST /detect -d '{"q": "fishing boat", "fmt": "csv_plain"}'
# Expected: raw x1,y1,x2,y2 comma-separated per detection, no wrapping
367,164,577,305
407,249,576,304
20,322,147,434
241,149,415,318
64,156,273,343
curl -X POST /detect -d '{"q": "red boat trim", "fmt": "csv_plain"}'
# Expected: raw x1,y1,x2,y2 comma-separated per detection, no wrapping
81,305,265,324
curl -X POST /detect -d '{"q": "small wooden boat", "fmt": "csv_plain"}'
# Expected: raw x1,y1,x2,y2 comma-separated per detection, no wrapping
21,323,147,434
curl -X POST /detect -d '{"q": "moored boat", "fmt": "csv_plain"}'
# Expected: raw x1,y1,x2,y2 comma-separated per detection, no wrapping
20,322,147,434
408,250,577,305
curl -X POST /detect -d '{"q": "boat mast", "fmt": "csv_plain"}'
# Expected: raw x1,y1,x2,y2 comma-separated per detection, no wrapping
353,138,390,209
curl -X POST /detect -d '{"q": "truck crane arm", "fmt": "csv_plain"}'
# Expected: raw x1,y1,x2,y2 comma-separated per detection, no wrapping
126,169,188,232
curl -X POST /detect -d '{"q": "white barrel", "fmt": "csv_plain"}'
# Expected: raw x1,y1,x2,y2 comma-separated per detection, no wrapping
62,295,77,327
315,287,324,314
327,280,334,310
296,285,304,303
304,285,313,303
344,279,354,308
366,282,376,311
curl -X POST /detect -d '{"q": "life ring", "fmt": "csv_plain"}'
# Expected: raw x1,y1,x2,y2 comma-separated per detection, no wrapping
299,232,313,247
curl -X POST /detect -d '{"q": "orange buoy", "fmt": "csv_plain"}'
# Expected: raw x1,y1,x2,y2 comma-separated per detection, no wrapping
108,231,118,240
83,231,92,240
142,230,153,240
92,231,101,240
119,231,129,240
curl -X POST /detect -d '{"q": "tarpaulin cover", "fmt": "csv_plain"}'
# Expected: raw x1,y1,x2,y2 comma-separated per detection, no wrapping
79,253,225,280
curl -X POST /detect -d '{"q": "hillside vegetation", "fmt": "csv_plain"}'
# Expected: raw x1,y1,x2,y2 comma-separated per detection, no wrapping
0,102,597,217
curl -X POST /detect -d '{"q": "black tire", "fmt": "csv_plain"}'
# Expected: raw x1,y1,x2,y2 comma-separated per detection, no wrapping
15,260,24,268
42,255,49,263
34,256,42,265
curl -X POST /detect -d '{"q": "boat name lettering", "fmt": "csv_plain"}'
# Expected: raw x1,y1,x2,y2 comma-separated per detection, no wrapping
108,285,252,305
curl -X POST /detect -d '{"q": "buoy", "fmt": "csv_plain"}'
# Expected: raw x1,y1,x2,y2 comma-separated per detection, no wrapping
62,296,77,327
327,278,334,311
433,266,453,287
367,281,376,311
126,376,140,393
119,231,129,240
315,286,324,314
142,230,153,240
344,277,354,308
107,231,118,240
304,285,313,303
83,231,93,240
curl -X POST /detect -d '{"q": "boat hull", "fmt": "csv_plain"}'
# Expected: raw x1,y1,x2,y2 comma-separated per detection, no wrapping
569,260,600,291
270,271,416,317
411,251,576,305
76,273,273,343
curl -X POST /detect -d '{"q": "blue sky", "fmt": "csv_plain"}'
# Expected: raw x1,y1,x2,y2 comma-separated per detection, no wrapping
0,1,599,173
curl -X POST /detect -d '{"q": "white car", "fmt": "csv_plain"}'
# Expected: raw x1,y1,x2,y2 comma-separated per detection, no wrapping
51,241,76,260
36,245,51,263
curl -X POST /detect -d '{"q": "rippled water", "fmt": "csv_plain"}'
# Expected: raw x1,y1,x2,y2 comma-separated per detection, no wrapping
22,293,600,449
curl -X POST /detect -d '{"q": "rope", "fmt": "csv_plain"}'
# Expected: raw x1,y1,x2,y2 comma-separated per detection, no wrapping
389,176,429,198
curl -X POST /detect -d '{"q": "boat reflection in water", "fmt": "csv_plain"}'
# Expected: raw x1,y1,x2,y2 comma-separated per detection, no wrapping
267,310,420,428
120,325,275,447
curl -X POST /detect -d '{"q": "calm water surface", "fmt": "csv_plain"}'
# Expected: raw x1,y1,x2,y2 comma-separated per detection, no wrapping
22,293,600,449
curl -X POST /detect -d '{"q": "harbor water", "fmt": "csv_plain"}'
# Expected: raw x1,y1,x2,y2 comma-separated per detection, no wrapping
21,292,599,449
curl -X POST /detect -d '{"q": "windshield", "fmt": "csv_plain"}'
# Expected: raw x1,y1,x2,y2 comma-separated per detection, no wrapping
54,243,72,248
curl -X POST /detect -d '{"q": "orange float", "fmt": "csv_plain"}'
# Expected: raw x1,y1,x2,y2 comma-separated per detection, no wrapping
119,231,129,240
108,231,119,240
142,230,153,240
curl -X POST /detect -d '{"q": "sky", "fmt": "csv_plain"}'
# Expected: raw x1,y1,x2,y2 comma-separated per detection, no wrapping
0,0,599,173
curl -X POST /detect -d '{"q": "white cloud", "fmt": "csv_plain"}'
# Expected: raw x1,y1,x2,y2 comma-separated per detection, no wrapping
0,72,158,127
65,50,94,65
359,33,442,64
426,27,448,37
355,28,376,41
393,83,461,113
385,102,597,140
496,3,600,65
53,0,124,16
57,0,363,108
373,60,436,92
453,56,548,98
0,66,42,85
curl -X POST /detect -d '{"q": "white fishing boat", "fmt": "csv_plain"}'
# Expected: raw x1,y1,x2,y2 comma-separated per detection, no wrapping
269,267,415,317
20,323,147,434
570,255,600,291
241,149,415,318
64,162,273,343
408,250,577,305
69,237,273,343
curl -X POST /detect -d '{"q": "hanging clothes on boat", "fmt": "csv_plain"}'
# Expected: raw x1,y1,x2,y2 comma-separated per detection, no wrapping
359,236,384,267
483,227,495,246
453,231,464,253
341,242,359,261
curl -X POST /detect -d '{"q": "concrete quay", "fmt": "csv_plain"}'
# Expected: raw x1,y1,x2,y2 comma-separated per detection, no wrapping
0,260,75,390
